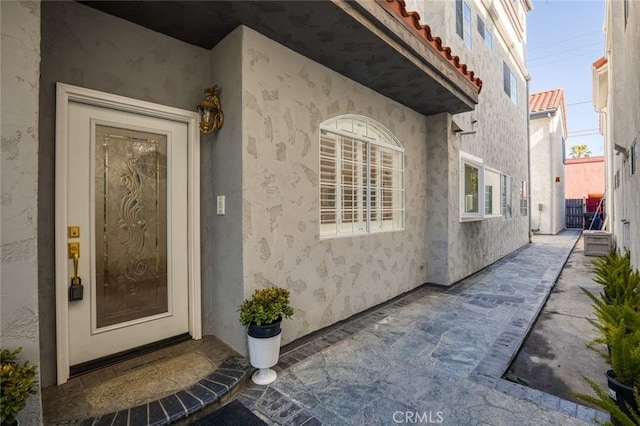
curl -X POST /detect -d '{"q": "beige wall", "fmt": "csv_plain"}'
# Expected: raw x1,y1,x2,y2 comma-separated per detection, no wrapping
405,0,530,283
238,27,430,347
606,0,640,269
530,113,566,234
1,1,43,423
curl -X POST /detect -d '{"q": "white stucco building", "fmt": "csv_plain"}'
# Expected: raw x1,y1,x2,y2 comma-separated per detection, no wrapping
1,0,530,420
593,0,640,269
529,89,568,235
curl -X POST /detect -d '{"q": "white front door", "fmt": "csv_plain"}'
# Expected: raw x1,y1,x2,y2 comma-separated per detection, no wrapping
55,84,201,383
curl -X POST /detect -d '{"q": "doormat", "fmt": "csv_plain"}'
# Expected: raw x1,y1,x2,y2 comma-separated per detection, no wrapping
190,399,267,426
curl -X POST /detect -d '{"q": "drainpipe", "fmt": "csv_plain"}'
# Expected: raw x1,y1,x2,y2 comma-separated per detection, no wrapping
526,74,533,242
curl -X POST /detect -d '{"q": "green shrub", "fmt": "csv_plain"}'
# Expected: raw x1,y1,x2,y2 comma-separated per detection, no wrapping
239,286,294,327
1,348,37,425
609,325,640,389
577,375,640,426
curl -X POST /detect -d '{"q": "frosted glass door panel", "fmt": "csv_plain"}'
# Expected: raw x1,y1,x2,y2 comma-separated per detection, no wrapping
95,125,168,328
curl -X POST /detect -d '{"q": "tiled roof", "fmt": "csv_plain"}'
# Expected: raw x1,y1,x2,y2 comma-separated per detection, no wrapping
529,88,566,112
529,88,568,139
593,56,607,69
381,0,483,93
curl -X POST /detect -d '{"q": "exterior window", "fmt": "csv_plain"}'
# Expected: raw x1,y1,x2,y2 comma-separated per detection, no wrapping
615,170,620,188
484,168,501,217
503,62,518,105
456,0,473,49
632,140,638,175
477,16,493,49
520,181,528,216
624,0,629,28
460,152,483,221
320,116,404,238
501,174,512,218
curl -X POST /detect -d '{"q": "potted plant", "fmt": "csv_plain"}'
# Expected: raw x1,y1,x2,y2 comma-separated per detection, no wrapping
1,348,37,426
239,286,294,385
578,248,640,423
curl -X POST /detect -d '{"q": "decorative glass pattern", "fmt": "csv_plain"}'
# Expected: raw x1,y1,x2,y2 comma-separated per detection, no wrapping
95,125,168,328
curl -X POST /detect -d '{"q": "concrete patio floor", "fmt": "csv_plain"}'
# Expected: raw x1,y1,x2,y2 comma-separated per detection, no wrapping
235,230,609,425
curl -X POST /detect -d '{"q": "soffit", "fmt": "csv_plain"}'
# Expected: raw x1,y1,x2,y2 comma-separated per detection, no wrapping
80,0,479,115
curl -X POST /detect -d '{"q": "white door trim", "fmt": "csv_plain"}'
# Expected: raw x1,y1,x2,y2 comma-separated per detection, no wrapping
55,83,202,384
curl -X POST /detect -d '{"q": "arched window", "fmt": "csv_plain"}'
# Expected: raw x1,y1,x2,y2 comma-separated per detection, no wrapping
319,115,404,238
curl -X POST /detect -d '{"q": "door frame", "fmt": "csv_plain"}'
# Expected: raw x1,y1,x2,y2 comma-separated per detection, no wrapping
55,83,202,384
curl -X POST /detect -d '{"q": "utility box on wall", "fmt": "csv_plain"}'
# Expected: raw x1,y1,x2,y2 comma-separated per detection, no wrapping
583,230,612,256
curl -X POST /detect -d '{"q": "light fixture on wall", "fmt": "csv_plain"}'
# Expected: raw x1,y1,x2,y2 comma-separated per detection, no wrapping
197,85,224,134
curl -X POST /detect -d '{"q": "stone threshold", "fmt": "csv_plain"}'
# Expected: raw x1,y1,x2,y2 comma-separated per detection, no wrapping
61,356,251,426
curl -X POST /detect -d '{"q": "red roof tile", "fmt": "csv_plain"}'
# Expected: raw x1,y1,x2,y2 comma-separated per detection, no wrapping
529,88,568,139
529,88,565,113
593,56,607,69
380,0,483,93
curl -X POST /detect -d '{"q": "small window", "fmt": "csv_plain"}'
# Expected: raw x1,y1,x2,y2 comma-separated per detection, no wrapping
460,152,483,221
615,170,620,189
484,168,501,217
632,140,638,175
477,16,493,49
624,0,629,28
456,0,473,49
503,62,518,105
501,174,512,219
520,181,528,217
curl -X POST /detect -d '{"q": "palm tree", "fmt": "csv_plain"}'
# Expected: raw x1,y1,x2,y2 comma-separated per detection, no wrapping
569,144,592,158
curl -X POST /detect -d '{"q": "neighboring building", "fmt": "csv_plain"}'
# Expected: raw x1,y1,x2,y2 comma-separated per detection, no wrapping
529,89,568,235
1,0,529,420
594,0,640,269
565,156,605,199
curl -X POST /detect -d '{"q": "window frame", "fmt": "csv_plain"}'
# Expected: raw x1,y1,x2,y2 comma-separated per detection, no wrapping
501,174,512,219
484,167,502,218
460,152,484,222
519,180,528,217
631,140,638,175
477,16,493,49
319,115,405,239
503,62,518,105
456,0,473,49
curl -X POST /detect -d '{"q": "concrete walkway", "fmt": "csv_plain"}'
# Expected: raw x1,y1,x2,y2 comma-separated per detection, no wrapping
234,230,609,425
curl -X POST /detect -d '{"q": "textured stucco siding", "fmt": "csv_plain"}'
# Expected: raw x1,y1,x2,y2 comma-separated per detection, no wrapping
202,27,245,354
607,0,640,269
239,27,429,347
38,1,211,386
405,0,530,284
1,1,43,423
530,114,566,234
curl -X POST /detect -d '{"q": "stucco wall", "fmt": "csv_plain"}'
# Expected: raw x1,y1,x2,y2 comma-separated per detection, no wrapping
238,27,430,347
202,27,245,353
530,114,566,234
1,1,43,423
607,0,640,269
38,1,211,386
405,0,530,283
565,157,605,199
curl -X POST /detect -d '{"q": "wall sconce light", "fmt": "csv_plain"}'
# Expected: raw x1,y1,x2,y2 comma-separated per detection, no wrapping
197,85,224,134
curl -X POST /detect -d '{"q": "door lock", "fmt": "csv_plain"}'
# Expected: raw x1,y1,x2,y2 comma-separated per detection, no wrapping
68,243,83,301
68,242,80,258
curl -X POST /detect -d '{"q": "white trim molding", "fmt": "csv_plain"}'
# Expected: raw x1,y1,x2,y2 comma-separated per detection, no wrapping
55,83,202,384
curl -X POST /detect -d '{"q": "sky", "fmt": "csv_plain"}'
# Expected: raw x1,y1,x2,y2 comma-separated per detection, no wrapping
526,0,605,157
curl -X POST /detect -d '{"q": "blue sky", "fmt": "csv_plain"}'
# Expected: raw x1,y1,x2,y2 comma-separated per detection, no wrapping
527,0,605,156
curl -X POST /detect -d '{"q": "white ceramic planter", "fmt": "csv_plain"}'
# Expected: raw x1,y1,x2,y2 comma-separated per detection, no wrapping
247,332,282,385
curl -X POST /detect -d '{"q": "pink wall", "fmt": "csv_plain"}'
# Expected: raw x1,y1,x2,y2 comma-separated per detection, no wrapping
565,156,605,199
